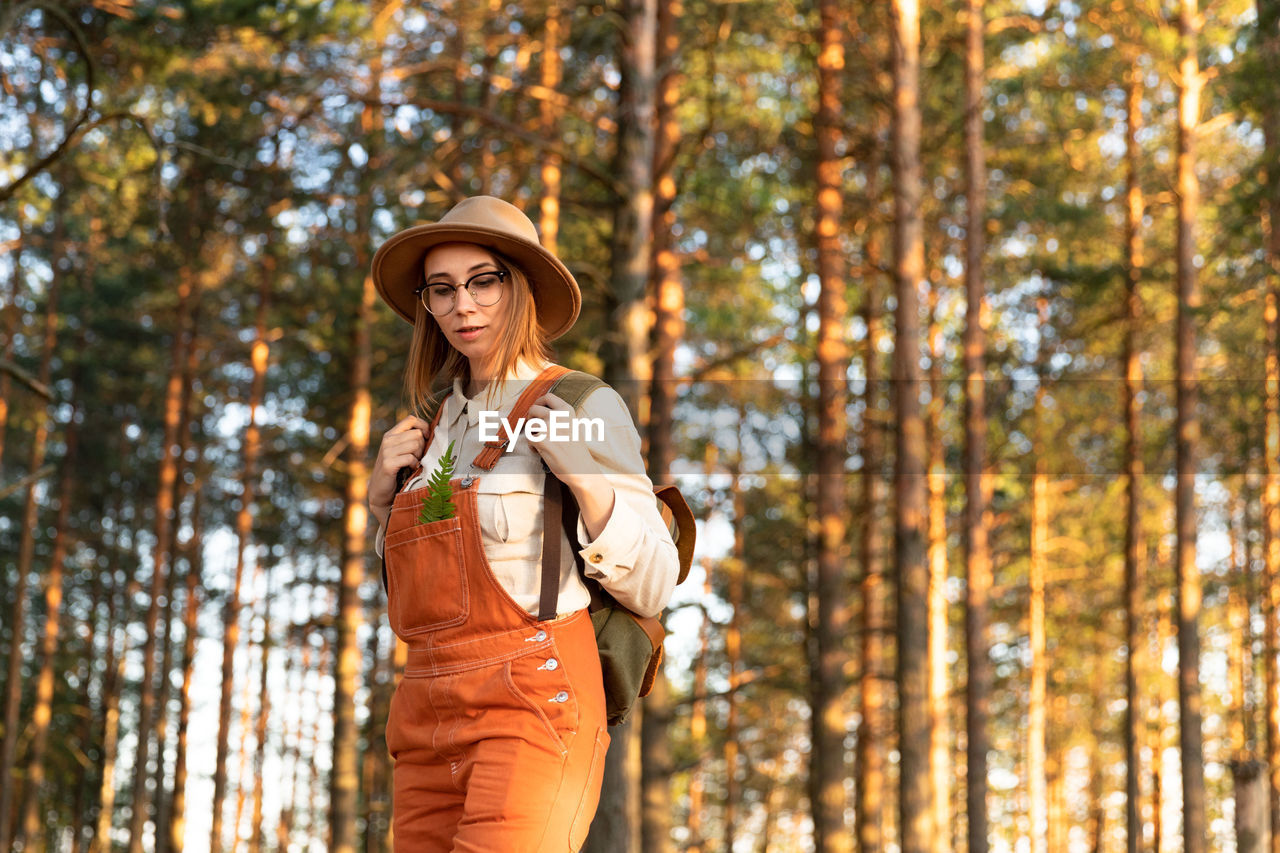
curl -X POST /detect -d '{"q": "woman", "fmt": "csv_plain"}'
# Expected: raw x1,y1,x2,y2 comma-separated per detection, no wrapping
365,195,679,852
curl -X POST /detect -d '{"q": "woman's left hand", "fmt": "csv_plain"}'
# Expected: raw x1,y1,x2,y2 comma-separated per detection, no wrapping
525,393,603,488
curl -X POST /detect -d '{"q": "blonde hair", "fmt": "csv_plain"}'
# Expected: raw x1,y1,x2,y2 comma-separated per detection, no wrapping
403,249,554,417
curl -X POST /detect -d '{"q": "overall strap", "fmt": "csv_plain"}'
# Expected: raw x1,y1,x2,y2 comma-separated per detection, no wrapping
538,472,563,622
471,364,573,470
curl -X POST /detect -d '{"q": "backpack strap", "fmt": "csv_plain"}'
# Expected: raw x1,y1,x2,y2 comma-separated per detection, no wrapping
471,364,572,470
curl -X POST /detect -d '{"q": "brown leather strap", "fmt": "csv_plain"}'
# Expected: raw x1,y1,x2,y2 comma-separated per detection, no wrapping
472,364,572,470
538,472,562,622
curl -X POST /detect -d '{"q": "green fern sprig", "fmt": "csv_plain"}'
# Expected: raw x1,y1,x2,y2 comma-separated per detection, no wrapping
417,440,457,523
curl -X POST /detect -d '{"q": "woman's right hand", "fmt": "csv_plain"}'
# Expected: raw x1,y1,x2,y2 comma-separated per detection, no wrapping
368,415,432,528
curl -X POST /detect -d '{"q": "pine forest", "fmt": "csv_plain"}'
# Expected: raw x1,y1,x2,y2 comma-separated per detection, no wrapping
3,0,1280,851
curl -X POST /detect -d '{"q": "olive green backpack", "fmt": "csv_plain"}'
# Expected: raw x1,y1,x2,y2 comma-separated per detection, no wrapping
543,370,695,726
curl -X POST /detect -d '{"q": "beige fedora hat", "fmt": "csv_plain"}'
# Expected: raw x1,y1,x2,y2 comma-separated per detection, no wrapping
371,196,581,340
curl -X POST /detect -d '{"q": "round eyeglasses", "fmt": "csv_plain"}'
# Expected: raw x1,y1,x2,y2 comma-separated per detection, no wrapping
416,269,508,316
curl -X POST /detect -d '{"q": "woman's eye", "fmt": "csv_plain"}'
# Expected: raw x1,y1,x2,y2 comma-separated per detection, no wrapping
429,285,454,298
471,274,500,289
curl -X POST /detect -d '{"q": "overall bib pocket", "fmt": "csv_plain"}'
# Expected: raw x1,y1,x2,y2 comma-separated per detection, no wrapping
384,516,469,636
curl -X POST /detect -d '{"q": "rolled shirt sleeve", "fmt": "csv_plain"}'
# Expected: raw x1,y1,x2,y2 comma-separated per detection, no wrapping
571,386,680,618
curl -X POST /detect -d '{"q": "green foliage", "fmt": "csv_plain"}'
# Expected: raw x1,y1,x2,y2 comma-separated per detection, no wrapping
417,441,457,524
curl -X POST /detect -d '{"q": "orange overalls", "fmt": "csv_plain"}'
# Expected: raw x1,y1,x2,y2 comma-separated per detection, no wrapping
381,371,609,853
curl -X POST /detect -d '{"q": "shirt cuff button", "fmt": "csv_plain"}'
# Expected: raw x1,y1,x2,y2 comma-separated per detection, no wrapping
588,553,604,564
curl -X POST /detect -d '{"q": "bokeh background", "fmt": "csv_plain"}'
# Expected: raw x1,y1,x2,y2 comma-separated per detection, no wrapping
2,0,1279,851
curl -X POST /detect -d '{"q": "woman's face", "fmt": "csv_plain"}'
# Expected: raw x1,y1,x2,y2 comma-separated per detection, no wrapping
422,242,510,365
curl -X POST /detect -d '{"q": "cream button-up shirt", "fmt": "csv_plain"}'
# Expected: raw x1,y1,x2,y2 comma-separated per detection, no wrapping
374,358,679,618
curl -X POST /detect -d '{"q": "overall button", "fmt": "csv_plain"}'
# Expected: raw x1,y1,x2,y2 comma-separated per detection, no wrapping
550,691,570,704
527,629,548,643
538,658,560,672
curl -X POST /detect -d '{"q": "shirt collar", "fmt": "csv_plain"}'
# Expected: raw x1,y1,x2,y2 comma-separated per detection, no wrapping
445,357,552,429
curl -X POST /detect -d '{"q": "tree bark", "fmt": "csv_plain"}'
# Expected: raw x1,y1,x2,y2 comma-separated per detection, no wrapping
249,570,274,853
962,0,991,851
0,193,62,853
926,279,951,850
1029,303,1048,853
538,2,563,255
1175,0,1205,847
1122,56,1147,853
1235,759,1269,853
585,2,656,849
891,0,932,846
856,152,886,853
126,241,196,853
17,366,81,850
164,294,204,853
640,4,682,849
210,253,271,853
813,1,852,849
1258,0,1280,848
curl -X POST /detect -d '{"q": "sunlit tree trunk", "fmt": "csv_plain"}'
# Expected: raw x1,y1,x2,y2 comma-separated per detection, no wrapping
1029,306,1048,853
170,485,204,853
587,2,656,849
211,255,271,853
166,299,205,853
688,555,713,853
332,8,392,843
641,3,683,848
1174,0,1205,847
0,199,62,853
1122,57,1147,853
926,282,951,850
17,370,81,850
891,0,931,846
90,469,138,853
538,2,563,254
249,568,274,853
126,238,197,853
0,207,18,468
1259,1,1280,848
856,158,886,853
962,0,990,850
812,0,852,849
725,433,746,853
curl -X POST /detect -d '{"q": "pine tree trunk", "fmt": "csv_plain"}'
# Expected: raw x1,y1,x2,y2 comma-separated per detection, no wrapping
586,2,656,849
1258,1,1280,848
17,372,81,850
688,555,712,853
126,249,196,853
0,207,19,469
538,2,563,254
1235,759,1268,853
211,258,272,853
891,0,931,845
926,284,951,849
813,1,852,849
1175,0,1205,847
725,448,746,853
249,570,273,853
640,3,682,847
0,204,62,853
165,300,205,853
856,165,886,853
1122,56,1147,853
1029,325,1048,853
962,0,991,850
90,490,138,853
333,261,373,853
170,487,204,853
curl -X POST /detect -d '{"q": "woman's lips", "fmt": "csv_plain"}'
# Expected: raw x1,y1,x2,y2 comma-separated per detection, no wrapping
457,325,485,341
